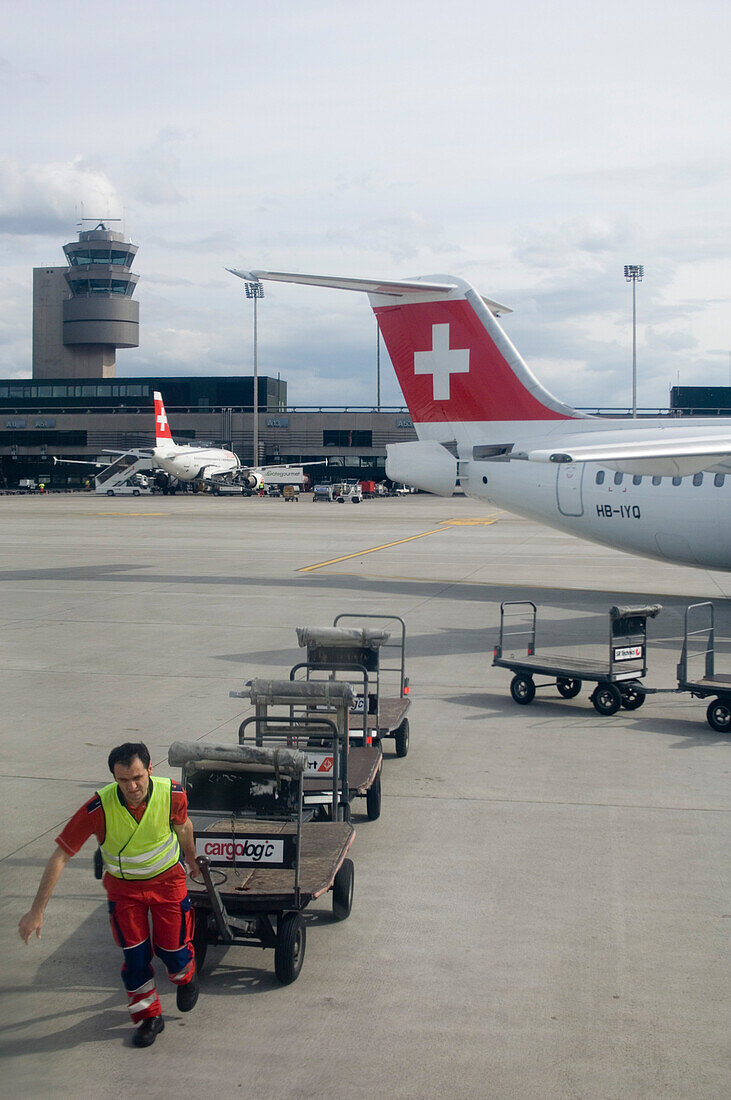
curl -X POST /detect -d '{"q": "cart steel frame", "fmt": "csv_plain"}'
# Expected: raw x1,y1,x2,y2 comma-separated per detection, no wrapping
300,614,412,757
676,602,731,732
236,678,356,820
284,660,384,820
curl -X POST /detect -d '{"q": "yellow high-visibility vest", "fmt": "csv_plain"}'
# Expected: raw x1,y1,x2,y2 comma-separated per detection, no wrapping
99,776,180,880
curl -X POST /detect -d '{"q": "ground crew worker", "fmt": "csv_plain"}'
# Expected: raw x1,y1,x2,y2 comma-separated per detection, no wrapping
18,742,200,1048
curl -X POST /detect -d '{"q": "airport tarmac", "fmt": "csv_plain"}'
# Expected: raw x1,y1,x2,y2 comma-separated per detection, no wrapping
2,492,729,1099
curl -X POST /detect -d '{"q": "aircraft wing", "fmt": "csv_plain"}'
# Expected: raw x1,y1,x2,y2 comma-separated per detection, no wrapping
53,456,109,468
517,424,731,476
102,448,155,459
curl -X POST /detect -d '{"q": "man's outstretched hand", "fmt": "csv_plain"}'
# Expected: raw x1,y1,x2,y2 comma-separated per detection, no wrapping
19,909,43,943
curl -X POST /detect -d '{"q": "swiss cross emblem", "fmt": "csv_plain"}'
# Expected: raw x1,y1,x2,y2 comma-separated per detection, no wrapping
156,410,168,432
413,323,470,401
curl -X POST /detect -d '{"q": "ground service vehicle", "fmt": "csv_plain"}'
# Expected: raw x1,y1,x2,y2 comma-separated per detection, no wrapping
313,485,334,502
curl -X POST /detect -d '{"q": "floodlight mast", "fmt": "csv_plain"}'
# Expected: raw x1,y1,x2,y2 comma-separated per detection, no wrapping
624,264,644,418
243,278,265,464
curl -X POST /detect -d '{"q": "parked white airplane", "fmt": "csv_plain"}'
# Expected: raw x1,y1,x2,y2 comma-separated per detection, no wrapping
151,391,308,490
230,269,731,571
152,391,239,483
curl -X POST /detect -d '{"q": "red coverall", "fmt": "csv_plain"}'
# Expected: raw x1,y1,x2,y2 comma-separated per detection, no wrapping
56,781,195,1022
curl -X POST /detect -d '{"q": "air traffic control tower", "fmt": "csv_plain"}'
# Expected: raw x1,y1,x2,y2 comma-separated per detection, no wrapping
32,223,140,378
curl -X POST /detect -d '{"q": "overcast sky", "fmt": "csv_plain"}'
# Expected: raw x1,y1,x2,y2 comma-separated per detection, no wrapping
1,0,729,409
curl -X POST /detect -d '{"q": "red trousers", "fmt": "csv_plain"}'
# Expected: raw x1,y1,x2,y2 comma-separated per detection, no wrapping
106,870,195,1022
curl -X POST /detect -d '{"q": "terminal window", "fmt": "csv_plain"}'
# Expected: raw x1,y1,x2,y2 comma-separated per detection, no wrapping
323,430,372,448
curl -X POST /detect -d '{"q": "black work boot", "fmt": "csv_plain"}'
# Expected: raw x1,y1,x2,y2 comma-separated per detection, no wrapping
133,1016,165,1047
176,969,199,1012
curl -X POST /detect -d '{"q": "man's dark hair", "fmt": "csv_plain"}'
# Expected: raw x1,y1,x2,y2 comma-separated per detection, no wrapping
108,742,151,775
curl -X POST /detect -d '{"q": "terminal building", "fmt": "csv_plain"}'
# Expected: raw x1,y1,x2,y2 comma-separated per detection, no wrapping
0,374,416,488
1,223,415,488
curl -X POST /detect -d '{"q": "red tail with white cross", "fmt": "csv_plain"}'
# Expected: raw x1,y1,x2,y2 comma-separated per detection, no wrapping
227,268,579,427
372,292,577,425
153,391,175,448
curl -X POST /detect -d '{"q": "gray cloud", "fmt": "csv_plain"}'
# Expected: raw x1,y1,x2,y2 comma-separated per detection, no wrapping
0,157,121,236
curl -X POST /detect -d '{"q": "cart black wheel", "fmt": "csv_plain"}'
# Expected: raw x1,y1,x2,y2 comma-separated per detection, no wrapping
510,675,535,705
332,858,354,921
192,916,209,972
366,770,382,820
620,683,646,710
592,684,622,716
706,697,731,733
556,677,581,699
275,912,306,984
394,717,410,758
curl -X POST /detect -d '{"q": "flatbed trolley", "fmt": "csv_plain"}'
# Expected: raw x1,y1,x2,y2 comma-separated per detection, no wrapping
299,615,412,757
279,661,384,821
169,739,355,985
235,678,356,821
676,602,731,732
493,601,663,716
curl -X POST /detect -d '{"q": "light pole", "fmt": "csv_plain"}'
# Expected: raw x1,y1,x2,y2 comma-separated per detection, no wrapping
376,319,381,412
244,279,265,464
624,264,644,417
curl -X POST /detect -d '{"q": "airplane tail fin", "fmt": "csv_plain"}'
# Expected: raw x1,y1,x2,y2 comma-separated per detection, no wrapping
368,276,581,428
153,391,176,452
229,270,581,432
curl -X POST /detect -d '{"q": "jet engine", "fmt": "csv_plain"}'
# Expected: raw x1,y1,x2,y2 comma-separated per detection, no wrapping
385,440,457,496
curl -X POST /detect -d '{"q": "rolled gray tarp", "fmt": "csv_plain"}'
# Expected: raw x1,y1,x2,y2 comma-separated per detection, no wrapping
296,626,390,648
610,604,663,620
168,740,308,776
246,677,356,706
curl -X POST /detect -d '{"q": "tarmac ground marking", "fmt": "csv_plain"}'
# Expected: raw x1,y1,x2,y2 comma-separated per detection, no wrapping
299,515,498,572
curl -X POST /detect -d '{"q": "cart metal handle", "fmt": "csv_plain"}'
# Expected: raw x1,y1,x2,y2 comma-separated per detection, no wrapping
289,661,370,742
333,613,407,695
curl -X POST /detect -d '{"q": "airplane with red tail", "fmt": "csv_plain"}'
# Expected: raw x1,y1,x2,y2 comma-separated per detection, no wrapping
152,391,311,490
229,269,731,571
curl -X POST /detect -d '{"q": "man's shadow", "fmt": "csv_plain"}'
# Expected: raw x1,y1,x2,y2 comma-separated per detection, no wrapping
5,903,196,1054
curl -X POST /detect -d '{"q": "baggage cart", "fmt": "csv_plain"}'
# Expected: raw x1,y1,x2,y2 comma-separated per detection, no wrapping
298,615,412,757
235,678,355,821
281,663,384,820
676,602,731,732
170,739,355,984
493,601,662,716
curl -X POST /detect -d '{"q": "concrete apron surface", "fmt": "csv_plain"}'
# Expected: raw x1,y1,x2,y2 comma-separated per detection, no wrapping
1,493,729,1099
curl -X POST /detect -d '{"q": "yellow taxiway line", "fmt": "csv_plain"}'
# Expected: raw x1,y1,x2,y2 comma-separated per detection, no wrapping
299,516,498,572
